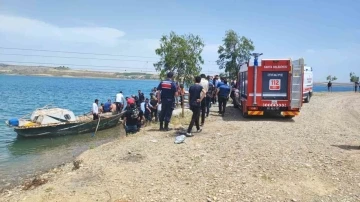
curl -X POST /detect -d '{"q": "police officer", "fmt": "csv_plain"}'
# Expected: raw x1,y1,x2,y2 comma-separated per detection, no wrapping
157,71,178,131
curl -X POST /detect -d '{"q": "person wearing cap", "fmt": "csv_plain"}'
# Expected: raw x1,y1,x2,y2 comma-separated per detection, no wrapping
123,97,144,135
157,71,178,131
92,99,99,120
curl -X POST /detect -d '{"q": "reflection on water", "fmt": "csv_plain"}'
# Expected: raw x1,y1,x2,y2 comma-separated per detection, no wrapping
1,126,123,188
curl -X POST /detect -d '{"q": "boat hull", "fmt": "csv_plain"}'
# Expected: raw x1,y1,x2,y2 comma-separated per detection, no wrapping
14,113,122,137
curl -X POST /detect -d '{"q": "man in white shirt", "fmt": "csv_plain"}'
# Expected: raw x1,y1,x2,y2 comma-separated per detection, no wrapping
115,91,126,113
199,74,209,126
92,99,99,120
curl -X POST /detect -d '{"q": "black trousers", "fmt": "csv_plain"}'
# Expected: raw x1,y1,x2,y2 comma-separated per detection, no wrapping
206,96,212,116
159,99,174,123
212,95,217,104
218,97,227,114
187,106,201,133
93,113,99,120
200,99,206,124
151,108,157,121
115,102,123,113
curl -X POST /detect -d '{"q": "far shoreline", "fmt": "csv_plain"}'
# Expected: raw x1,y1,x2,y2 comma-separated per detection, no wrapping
0,73,160,81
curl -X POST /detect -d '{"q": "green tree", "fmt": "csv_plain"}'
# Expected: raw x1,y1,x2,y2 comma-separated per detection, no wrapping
217,30,255,80
350,72,359,82
154,31,204,86
326,75,337,81
219,72,228,79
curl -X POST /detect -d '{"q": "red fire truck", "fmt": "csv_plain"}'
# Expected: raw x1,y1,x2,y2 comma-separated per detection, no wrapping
234,58,304,118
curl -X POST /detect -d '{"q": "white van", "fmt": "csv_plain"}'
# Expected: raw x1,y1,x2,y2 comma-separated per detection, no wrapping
303,66,313,103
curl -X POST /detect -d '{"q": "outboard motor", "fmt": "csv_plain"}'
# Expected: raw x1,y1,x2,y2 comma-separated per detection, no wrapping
8,118,19,127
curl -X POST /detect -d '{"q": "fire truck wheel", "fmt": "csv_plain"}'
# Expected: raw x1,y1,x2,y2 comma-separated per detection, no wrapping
304,94,310,103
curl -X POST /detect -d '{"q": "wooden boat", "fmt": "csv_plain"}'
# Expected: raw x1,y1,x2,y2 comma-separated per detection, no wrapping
5,105,123,137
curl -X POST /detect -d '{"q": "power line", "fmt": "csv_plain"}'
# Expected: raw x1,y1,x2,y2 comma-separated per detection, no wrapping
0,46,218,63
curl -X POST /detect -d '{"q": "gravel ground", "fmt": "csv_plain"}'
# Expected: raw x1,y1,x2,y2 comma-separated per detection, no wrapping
1,92,360,202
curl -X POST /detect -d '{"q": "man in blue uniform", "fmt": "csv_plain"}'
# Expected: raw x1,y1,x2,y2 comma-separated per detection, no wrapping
157,72,178,131
217,79,231,117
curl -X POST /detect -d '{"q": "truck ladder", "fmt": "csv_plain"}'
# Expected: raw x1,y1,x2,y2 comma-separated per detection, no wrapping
290,58,304,109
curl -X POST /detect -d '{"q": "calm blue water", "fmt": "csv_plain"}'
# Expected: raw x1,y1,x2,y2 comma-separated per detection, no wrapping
0,75,355,188
0,75,159,188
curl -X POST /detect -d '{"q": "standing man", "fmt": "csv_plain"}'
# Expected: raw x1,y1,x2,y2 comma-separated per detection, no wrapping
115,91,125,113
157,72,178,131
355,81,359,93
186,76,205,137
327,81,332,92
92,99,99,120
150,93,158,122
217,77,225,88
217,79,231,117
138,90,145,103
206,75,214,117
212,75,219,104
199,74,209,126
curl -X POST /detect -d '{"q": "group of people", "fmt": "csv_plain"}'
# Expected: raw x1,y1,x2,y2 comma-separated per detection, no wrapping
91,71,235,136
186,74,232,136
327,80,360,93
91,89,164,134
153,71,234,137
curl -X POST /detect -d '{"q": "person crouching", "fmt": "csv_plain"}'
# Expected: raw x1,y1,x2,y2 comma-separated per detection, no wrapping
123,98,144,135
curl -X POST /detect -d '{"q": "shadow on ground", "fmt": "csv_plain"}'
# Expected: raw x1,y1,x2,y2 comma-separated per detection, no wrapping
217,105,295,123
331,145,360,151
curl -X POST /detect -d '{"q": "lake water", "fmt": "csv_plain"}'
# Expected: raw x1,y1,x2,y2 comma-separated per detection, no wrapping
0,75,356,189
0,75,159,189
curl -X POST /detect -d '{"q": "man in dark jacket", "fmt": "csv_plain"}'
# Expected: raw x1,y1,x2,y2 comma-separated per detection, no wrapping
157,72,178,131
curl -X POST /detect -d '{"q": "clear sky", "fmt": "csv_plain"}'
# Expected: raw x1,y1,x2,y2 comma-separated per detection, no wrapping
0,0,359,82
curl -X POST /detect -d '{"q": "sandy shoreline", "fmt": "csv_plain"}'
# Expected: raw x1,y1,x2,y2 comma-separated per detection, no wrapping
1,92,360,201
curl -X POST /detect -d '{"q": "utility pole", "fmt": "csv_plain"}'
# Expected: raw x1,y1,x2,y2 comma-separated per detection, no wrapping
250,52,263,105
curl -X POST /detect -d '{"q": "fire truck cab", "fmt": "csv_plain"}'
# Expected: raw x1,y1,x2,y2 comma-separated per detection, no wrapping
234,58,305,118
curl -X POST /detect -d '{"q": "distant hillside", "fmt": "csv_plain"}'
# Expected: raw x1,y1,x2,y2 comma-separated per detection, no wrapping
0,64,159,80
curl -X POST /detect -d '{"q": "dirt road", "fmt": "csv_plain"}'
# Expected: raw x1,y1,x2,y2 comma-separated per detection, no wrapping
2,92,360,202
